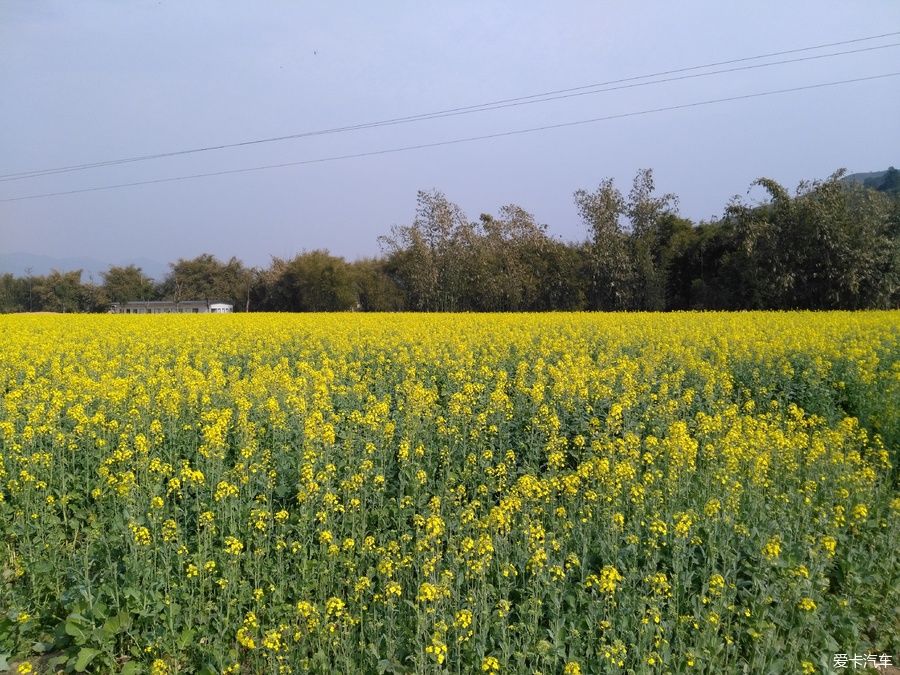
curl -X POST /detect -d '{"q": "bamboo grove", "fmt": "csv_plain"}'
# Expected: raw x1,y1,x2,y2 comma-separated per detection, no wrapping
1,168,898,314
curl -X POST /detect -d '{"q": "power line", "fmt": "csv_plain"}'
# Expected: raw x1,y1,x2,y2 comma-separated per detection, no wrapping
2,30,899,182
3,72,896,203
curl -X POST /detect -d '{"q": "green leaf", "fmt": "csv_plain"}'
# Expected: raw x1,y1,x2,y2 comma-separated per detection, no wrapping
65,616,90,644
123,587,141,601
74,647,101,672
101,612,132,637
120,661,142,675
176,627,195,650
48,655,69,669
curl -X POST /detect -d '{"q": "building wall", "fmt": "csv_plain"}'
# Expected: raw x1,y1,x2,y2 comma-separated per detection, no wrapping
110,303,210,314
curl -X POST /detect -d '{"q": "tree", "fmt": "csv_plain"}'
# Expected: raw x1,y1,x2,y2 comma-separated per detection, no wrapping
350,258,405,311
0,274,30,312
724,171,898,309
654,213,699,309
102,265,155,304
625,169,678,310
529,239,588,311
160,254,252,309
32,270,87,313
380,190,474,311
877,166,899,195
574,178,634,310
472,205,553,310
263,250,357,311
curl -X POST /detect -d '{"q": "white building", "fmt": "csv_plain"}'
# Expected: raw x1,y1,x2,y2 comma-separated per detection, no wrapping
109,301,233,314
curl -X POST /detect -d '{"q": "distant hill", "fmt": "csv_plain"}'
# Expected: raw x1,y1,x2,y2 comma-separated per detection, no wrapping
842,167,899,194
0,252,168,281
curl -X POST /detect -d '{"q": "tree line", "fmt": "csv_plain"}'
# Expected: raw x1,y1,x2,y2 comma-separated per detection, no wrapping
2,167,898,313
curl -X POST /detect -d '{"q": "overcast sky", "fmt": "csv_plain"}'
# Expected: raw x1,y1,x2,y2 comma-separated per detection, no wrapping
2,1,899,271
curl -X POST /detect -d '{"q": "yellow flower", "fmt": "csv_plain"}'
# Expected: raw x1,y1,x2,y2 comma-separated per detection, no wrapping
236,626,256,650
674,511,693,537
417,582,442,603
385,581,402,599
214,480,239,501
161,519,178,542
586,565,624,594
425,634,448,664
224,536,244,555
649,518,668,537
644,571,671,597
262,628,283,652
704,498,721,517
761,537,781,560
453,609,473,630
481,655,501,673
325,596,346,619
3,310,898,674
129,522,151,546
354,576,372,595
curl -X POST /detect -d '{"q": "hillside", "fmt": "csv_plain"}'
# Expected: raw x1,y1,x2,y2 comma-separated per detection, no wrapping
0,252,167,281
842,166,899,194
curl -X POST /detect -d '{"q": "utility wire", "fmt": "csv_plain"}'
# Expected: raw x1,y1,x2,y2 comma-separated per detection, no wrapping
2,30,899,182
3,72,897,203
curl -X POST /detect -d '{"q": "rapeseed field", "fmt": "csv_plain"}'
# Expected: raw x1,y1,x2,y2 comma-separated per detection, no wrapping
1,313,897,674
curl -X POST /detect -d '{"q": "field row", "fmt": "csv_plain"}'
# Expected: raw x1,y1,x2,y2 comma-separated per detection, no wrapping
1,313,898,673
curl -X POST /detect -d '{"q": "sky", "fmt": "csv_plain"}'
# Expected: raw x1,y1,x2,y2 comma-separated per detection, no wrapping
1,1,899,274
